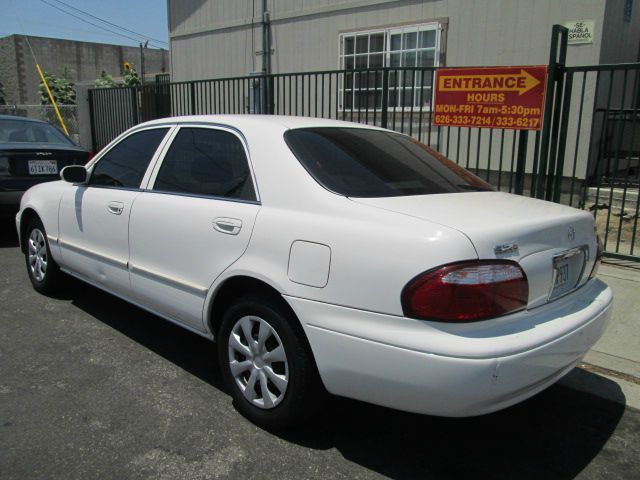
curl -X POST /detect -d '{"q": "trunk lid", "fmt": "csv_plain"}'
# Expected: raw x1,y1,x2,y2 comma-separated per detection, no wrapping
351,192,598,308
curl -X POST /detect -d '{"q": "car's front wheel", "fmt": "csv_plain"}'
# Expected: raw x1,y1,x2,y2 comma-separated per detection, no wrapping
24,217,64,294
218,294,326,429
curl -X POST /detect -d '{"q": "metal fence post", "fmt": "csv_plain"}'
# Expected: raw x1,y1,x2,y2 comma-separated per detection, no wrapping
552,71,574,203
381,68,389,128
514,130,528,195
260,75,267,114
88,89,97,153
535,24,568,199
190,82,196,115
267,74,274,114
544,30,568,201
258,74,275,114
131,87,139,125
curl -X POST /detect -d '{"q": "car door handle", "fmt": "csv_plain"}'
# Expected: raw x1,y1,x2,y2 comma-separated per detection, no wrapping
213,217,242,235
107,201,124,215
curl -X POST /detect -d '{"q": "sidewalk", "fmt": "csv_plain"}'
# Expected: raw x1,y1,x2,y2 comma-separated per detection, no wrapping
558,262,640,409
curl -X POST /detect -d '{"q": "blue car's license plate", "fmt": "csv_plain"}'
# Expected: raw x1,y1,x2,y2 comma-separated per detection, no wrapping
28,160,58,175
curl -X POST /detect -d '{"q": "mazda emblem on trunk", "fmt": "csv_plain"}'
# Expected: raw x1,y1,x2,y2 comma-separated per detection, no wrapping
494,243,519,255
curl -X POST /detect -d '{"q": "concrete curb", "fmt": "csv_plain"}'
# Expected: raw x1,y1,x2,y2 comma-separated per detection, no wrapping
563,262,640,410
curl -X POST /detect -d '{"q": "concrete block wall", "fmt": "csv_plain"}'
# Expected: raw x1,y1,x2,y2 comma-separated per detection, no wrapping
0,35,169,105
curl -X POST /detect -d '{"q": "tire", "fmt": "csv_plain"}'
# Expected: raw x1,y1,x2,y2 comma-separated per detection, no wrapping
218,294,326,429
24,217,64,294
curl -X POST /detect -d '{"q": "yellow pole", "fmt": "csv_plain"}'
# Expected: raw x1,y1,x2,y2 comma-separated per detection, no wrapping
35,63,70,136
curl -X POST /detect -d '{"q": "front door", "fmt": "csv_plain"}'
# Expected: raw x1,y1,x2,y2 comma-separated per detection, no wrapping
58,127,171,296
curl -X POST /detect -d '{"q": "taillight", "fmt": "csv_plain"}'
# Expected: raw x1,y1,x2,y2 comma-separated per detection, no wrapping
87,151,95,162
589,235,603,279
401,261,529,322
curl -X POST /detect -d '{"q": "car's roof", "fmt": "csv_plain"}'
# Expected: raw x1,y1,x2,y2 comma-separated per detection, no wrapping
0,115,49,124
137,114,389,132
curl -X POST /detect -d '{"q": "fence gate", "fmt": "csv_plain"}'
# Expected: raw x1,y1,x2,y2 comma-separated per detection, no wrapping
536,26,640,261
88,25,640,261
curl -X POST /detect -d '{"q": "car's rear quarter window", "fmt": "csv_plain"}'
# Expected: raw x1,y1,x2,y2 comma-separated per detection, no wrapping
284,127,492,197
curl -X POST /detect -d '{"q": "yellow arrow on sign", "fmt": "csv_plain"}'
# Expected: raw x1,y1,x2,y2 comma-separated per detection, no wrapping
439,69,541,96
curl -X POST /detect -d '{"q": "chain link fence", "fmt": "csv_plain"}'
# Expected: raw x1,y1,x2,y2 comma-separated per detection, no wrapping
0,105,79,144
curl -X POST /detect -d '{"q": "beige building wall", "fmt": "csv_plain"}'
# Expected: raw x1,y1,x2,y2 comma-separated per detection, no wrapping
167,0,628,81
166,0,640,183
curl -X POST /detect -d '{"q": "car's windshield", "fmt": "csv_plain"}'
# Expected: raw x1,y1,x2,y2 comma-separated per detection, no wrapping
284,127,493,197
0,119,73,145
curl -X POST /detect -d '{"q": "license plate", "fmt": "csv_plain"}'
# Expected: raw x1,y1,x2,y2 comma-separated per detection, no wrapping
28,160,58,175
554,261,570,288
549,247,587,300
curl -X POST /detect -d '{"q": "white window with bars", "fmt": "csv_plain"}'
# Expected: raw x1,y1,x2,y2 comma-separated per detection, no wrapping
339,22,441,110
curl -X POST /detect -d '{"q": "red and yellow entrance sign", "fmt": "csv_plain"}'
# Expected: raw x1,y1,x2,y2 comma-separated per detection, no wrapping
433,66,548,130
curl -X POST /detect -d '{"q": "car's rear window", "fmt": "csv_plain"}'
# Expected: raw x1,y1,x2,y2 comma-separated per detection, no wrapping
0,119,73,145
284,127,493,197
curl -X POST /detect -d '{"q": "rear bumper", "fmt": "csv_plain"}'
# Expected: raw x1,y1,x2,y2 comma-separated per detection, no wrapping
15,210,22,248
0,190,24,204
1,176,59,216
0,191,24,216
0,177,58,212
285,279,613,416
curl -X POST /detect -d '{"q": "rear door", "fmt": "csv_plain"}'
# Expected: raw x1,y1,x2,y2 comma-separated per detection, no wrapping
58,127,171,296
128,126,260,331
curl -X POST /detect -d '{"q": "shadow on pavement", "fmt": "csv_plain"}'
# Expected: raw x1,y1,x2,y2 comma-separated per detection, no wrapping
284,381,626,479
62,277,227,393
0,218,19,248
62,278,625,480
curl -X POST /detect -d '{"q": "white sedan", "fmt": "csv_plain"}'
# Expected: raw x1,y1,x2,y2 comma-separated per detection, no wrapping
16,115,613,428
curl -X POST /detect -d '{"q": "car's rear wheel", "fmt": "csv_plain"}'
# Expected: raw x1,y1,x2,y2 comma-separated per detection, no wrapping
218,294,326,429
24,217,64,294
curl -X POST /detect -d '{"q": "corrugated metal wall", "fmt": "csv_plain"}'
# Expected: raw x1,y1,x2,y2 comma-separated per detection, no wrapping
165,0,640,184
168,0,612,81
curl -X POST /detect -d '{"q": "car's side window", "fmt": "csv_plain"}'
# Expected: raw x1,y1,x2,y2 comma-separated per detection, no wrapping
90,128,169,188
153,127,257,202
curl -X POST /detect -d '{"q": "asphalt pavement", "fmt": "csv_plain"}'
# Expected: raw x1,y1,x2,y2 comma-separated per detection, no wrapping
1,219,639,480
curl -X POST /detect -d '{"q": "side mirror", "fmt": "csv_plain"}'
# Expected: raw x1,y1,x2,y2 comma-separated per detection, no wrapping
60,165,88,184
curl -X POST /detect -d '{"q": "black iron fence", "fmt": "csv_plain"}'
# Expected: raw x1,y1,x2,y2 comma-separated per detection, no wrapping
564,63,640,260
89,68,537,194
88,27,640,261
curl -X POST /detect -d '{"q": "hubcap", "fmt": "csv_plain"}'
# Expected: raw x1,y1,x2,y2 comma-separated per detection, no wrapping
228,316,289,409
28,228,47,282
